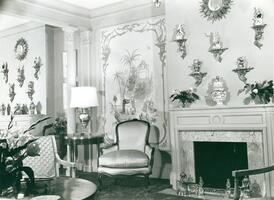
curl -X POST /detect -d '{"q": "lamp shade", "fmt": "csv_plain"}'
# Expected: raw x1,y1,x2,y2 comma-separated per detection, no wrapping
70,86,98,108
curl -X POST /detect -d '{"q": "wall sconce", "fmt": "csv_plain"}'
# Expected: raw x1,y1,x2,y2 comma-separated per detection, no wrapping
26,81,35,101
1,62,9,84
189,59,207,87
173,24,187,59
9,83,16,102
205,32,228,62
153,0,161,8
17,66,25,87
251,8,267,49
232,57,254,83
70,87,98,130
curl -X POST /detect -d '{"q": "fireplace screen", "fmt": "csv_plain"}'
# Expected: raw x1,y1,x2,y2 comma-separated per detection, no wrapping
194,141,248,189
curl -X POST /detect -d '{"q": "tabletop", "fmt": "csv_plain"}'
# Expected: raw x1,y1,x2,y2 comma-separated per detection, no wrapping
65,133,104,145
17,177,97,200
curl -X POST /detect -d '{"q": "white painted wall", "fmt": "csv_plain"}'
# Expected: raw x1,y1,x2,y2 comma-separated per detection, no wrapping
0,23,47,114
166,0,274,107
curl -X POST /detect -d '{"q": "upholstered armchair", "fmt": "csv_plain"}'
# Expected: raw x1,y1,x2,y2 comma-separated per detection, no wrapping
98,119,154,187
23,136,75,192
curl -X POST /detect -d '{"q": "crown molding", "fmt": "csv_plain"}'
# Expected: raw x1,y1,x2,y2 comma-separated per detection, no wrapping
90,0,165,29
0,0,92,30
0,22,45,38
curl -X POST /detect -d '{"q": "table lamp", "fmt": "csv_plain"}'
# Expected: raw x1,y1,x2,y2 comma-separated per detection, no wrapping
70,86,98,129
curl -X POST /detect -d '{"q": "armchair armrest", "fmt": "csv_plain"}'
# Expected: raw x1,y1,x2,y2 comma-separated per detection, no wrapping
55,152,76,177
145,144,155,168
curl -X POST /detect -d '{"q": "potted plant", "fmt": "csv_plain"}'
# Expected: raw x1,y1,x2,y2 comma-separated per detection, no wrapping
43,117,67,158
238,80,273,104
170,88,200,107
0,115,49,198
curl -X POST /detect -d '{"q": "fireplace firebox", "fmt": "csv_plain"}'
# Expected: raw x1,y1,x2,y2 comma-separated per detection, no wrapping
194,141,248,189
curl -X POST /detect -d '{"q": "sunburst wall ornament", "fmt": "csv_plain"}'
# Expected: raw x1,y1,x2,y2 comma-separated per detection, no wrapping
14,37,29,61
200,0,233,23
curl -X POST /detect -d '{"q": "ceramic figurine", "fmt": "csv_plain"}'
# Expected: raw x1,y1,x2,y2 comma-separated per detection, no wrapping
0,103,6,115
253,8,264,26
26,81,35,101
198,177,205,197
17,66,25,87
14,104,21,115
21,104,28,115
9,83,16,102
29,102,36,115
1,62,9,83
33,57,43,80
225,178,231,198
175,24,186,40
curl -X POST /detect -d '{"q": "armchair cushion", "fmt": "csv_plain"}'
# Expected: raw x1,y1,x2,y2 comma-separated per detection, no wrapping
99,150,149,168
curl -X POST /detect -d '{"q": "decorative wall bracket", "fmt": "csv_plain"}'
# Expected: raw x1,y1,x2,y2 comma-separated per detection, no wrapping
33,57,43,80
26,81,35,101
173,24,187,59
189,59,207,87
1,62,9,83
232,68,254,83
251,8,267,49
206,32,228,62
9,83,16,102
232,57,254,83
16,66,25,87
208,47,228,62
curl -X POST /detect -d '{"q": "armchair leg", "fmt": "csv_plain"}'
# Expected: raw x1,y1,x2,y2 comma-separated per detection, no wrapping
144,174,149,187
98,173,103,190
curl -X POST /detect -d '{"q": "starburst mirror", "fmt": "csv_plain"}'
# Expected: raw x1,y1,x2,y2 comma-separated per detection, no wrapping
200,0,233,23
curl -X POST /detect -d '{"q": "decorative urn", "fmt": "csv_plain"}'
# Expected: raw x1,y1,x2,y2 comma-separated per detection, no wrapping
211,76,227,105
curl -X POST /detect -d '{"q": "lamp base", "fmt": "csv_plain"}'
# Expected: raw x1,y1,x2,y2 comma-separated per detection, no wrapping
79,109,90,128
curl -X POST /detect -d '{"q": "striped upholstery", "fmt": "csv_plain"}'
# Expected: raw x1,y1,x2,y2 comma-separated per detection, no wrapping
23,136,58,179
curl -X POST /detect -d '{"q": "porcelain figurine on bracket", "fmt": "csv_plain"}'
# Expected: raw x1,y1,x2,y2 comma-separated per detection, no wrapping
189,59,207,87
33,56,43,80
17,66,25,87
26,81,35,101
232,57,254,83
251,8,267,49
173,24,187,59
1,62,9,83
9,83,16,102
205,32,228,62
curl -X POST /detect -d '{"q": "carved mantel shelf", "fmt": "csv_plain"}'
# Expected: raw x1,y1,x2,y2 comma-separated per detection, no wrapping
169,104,274,197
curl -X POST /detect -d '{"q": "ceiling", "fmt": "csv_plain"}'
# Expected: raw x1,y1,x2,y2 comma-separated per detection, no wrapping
58,0,125,10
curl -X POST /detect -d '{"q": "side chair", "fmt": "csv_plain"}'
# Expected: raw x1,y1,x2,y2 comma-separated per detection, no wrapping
23,135,76,193
98,119,155,187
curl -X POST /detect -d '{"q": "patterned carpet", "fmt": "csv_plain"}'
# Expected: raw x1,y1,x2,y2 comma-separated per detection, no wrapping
77,172,199,200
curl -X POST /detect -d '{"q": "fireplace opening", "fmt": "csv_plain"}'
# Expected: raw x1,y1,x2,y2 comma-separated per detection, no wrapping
194,141,248,189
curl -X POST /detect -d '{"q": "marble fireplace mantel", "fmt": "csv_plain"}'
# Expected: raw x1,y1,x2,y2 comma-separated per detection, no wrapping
169,105,274,196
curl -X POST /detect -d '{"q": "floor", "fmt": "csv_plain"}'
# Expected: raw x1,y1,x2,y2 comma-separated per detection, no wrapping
77,171,197,200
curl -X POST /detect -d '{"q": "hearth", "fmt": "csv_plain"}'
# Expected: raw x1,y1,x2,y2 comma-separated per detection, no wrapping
194,141,248,189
